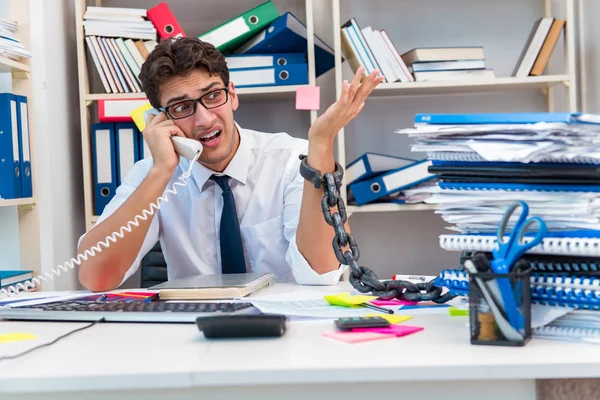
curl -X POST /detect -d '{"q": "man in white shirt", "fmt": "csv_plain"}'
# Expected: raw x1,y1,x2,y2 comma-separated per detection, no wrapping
77,37,383,291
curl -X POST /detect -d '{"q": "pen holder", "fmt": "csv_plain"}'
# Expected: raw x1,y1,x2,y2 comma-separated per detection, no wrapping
468,268,531,347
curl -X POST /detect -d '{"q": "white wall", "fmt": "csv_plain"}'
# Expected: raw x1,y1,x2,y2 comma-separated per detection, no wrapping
29,0,83,290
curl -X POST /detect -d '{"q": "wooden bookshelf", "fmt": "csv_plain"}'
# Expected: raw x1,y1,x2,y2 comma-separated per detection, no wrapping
0,56,30,74
331,0,579,214
0,197,36,208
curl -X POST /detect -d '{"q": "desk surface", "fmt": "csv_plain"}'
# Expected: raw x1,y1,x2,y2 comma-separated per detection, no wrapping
1,282,600,395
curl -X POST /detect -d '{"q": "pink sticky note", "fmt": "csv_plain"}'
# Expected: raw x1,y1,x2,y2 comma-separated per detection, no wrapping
370,299,418,306
352,325,424,337
323,330,395,343
296,86,320,110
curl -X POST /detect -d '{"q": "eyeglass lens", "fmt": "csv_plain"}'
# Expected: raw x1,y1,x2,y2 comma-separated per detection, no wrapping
167,89,227,119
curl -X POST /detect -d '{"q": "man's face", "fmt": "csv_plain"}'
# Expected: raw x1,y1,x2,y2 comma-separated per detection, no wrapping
159,69,239,171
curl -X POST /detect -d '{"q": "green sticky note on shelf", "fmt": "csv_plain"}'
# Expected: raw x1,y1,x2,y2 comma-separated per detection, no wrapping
324,292,377,307
0,332,37,344
296,86,320,110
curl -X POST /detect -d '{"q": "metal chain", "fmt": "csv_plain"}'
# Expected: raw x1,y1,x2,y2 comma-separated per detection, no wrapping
299,155,456,304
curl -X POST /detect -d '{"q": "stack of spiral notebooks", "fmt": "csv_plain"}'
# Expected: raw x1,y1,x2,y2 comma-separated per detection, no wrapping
396,111,600,342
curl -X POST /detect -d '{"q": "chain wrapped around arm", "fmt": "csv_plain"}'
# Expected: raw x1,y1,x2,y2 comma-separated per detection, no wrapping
298,155,456,303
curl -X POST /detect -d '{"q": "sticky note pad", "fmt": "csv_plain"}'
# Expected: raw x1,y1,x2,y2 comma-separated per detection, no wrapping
130,101,155,132
352,325,424,337
324,292,377,307
449,306,469,317
323,330,395,343
0,332,37,344
296,86,320,110
365,314,412,324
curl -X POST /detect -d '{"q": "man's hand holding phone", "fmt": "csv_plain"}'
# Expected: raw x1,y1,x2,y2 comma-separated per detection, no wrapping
143,112,187,173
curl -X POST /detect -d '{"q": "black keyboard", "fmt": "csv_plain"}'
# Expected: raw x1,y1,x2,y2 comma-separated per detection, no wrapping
18,300,253,313
0,300,257,323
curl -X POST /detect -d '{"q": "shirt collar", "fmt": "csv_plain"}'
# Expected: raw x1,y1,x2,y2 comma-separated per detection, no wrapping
179,121,250,192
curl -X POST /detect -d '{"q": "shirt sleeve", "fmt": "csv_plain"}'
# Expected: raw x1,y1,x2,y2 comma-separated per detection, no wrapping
282,146,348,285
76,159,161,286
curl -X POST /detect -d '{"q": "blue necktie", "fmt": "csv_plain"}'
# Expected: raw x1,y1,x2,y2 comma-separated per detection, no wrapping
210,175,247,274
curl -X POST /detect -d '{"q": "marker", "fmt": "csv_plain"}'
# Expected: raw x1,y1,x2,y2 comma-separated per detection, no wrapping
362,302,394,314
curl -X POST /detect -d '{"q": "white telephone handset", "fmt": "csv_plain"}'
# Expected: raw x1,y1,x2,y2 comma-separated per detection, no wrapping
0,115,203,298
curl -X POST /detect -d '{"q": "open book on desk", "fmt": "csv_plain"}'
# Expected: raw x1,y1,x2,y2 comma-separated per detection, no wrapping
149,272,277,300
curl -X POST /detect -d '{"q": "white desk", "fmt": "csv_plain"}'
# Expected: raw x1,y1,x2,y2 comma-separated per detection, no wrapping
0,282,599,400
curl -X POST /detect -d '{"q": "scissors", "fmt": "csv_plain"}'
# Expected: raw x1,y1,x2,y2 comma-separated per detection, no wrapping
490,200,547,332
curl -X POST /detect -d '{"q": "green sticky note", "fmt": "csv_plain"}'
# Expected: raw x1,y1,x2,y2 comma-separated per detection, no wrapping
324,292,377,307
449,306,469,317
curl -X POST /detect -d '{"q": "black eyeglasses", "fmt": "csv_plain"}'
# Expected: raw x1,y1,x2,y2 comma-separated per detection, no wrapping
159,87,230,120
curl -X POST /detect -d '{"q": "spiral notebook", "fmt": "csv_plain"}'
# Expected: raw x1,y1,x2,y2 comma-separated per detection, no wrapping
435,269,600,309
439,233,600,258
429,151,600,165
460,252,600,275
533,310,600,344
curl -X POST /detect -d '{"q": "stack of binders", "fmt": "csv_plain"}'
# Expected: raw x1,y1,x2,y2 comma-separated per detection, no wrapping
197,0,336,88
91,117,147,216
396,112,600,314
0,93,32,200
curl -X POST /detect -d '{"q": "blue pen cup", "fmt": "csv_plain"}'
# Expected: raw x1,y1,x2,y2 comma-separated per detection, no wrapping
468,268,532,346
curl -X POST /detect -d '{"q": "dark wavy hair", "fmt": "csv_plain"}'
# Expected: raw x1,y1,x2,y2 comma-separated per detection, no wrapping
139,37,230,109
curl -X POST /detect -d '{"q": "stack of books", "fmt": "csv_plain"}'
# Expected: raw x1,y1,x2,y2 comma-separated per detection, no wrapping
401,47,494,82
83,6,158,94
344,152,437,206
0,19,31,62
512,17,565,78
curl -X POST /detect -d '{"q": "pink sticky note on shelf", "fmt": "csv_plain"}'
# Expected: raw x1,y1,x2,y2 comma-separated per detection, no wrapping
323,330,395,343
352,325,424,337
296,86,320,110
370,299,418,307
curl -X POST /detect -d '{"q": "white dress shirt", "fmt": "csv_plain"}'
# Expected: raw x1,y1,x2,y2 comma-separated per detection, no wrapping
81,123,348,286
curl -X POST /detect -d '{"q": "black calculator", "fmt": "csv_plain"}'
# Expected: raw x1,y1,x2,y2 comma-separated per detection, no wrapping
335,316,390,330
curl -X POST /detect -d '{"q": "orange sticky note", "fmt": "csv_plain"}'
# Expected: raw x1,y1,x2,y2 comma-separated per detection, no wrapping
296,86,320,110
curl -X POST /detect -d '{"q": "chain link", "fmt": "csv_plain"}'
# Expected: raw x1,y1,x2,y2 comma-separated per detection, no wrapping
299,155,456,304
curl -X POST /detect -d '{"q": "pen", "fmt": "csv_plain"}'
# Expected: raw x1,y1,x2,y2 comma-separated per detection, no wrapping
362,302,394,314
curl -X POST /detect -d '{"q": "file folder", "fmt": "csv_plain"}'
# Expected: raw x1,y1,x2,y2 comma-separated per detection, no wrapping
229,63,308,88
114,122,140,185
346,152,417,184
147,2,186,40
138,133,151,160
91,123,117,215
198,0,279,54
225,53,305,70
0,93,22,199
16,95,32,198
99,98,148,123
348,159,436,205
234,12,336,77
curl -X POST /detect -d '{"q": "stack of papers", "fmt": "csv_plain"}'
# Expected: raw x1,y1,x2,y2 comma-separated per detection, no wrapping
0,19,31,61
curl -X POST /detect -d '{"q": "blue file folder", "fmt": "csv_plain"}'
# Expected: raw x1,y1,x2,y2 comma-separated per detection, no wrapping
0,93,22,199
16,95,32,198
234,12,335,77
229,63,308,88
414,112,573,125
114,122,140,186
348,159,436,205
346,152,417,184
225,53,305,69
91,123,117,216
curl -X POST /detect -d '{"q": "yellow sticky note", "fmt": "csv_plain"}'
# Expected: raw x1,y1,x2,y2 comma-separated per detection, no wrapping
366,314,413,324
324,292,378,307
0,332,37,344
130,101,155,132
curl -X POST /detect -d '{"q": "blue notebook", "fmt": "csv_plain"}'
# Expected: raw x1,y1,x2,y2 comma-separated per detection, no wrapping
414,112,595,125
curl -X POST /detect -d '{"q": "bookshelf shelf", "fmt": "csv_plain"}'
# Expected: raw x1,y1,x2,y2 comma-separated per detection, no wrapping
347,203,436,214
371,75,570,97
0,197,36,208
0,56,30,74
84,85,306,102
